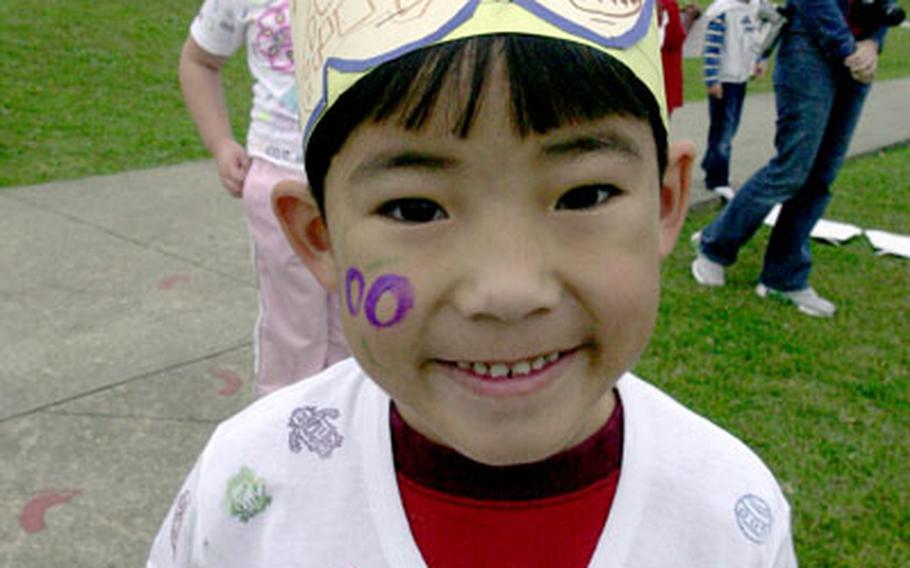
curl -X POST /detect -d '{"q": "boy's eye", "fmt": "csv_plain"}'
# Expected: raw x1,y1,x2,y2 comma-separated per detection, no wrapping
377,198,448,223
554,185,620,211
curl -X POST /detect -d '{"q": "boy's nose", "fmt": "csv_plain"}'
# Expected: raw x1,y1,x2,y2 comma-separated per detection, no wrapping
450,230,561,323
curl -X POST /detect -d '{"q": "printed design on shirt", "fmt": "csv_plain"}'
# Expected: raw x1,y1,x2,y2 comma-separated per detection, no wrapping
264,143,297,163
288,405,344,458
279,83,300,113
224,466,272,523
255,0,294,72
734,493,773,544
170,490,191,558
741,14,756,34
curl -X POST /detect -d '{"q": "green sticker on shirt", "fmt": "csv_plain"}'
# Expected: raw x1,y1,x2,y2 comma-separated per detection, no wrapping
224,466,272,523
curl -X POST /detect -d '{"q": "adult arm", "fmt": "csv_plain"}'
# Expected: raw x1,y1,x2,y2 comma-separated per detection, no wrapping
178,36,250,197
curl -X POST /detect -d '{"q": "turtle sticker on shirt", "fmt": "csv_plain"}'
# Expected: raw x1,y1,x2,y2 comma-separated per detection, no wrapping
288,405,344,459
224,466,272,523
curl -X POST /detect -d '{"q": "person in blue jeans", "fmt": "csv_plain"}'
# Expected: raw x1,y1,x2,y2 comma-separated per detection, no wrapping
700,0,767,201
691,0,886,317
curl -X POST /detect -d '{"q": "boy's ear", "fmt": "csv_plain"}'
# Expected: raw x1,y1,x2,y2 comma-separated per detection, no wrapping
658,140,695,259
272,179,339,291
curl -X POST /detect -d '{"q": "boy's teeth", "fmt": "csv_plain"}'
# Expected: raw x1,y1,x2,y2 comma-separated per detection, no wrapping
489,364,509,378
512,361,531,376
456,352,561,378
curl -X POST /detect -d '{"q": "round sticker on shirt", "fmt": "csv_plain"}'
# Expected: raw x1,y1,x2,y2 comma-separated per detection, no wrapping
734,494,773,544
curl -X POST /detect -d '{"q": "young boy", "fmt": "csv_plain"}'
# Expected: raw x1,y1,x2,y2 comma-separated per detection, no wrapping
700,0,767,201
149,2,797,566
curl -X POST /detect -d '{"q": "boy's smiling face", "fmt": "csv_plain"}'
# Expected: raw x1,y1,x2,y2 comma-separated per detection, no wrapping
278,63,690,466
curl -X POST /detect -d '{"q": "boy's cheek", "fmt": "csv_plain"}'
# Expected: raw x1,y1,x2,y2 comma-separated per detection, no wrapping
340,265,421,378
341,265,417,331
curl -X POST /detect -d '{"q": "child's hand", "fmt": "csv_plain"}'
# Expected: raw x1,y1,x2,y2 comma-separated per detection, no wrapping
681,3,702,32
707,84,723,99
214,140,251,197
845,39,878,84
753,61,767,79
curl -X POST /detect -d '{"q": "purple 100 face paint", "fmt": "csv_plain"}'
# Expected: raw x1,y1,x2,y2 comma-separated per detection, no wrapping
345,267,414,329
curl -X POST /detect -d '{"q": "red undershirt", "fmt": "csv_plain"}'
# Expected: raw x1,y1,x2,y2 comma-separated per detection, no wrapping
390,396,624,568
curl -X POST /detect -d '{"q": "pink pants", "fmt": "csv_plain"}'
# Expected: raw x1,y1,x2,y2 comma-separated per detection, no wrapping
242,158,349,397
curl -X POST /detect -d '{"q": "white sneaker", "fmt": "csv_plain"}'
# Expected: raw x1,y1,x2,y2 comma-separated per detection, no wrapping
692,254,725,286
690,231,725,286
709,186,735,201
755,283,836,318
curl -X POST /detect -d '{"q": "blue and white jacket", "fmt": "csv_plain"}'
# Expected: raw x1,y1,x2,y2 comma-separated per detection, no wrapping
703,1,766,86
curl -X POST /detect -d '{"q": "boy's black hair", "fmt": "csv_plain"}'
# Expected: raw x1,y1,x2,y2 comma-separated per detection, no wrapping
305,34,668,214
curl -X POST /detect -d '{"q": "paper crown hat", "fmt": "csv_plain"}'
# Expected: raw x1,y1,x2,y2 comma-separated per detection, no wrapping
290,0,666,152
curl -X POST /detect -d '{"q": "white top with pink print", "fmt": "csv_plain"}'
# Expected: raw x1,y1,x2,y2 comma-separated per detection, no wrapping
191,0,303,171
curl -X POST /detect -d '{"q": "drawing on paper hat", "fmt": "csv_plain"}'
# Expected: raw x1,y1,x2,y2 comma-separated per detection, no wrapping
290,0,665,152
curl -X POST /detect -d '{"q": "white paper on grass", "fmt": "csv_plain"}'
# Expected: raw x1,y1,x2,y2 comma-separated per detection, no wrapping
763,204,863,245
865,230,910,259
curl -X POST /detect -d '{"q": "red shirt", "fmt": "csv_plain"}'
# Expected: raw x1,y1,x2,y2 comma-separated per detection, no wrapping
391,399,624,567
659,0,687,113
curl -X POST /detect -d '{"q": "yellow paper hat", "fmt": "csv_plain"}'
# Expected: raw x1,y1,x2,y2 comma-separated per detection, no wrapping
290,0,666,151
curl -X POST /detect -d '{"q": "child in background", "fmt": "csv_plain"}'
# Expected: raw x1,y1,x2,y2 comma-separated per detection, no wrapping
658,0,702,116
178,0,348,397
151,2,797,566
701,0,768,201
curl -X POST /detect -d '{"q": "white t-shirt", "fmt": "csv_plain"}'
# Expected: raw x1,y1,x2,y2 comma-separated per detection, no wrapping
148,359,797,567
191,0,303,171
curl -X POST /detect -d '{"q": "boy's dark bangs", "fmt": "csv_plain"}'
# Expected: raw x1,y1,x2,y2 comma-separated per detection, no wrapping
306,34,667,210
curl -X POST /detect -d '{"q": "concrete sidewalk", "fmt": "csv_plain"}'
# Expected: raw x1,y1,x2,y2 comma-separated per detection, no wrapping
1,78,908,566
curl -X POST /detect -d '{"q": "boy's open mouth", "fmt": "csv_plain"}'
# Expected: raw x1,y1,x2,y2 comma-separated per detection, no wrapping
440,349,573,381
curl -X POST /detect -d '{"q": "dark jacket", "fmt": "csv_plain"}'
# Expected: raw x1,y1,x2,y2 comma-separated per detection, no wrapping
787,0,887,61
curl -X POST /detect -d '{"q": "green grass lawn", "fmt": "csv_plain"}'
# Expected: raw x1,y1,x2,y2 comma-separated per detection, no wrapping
637,143,909,567
0,0,252,187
